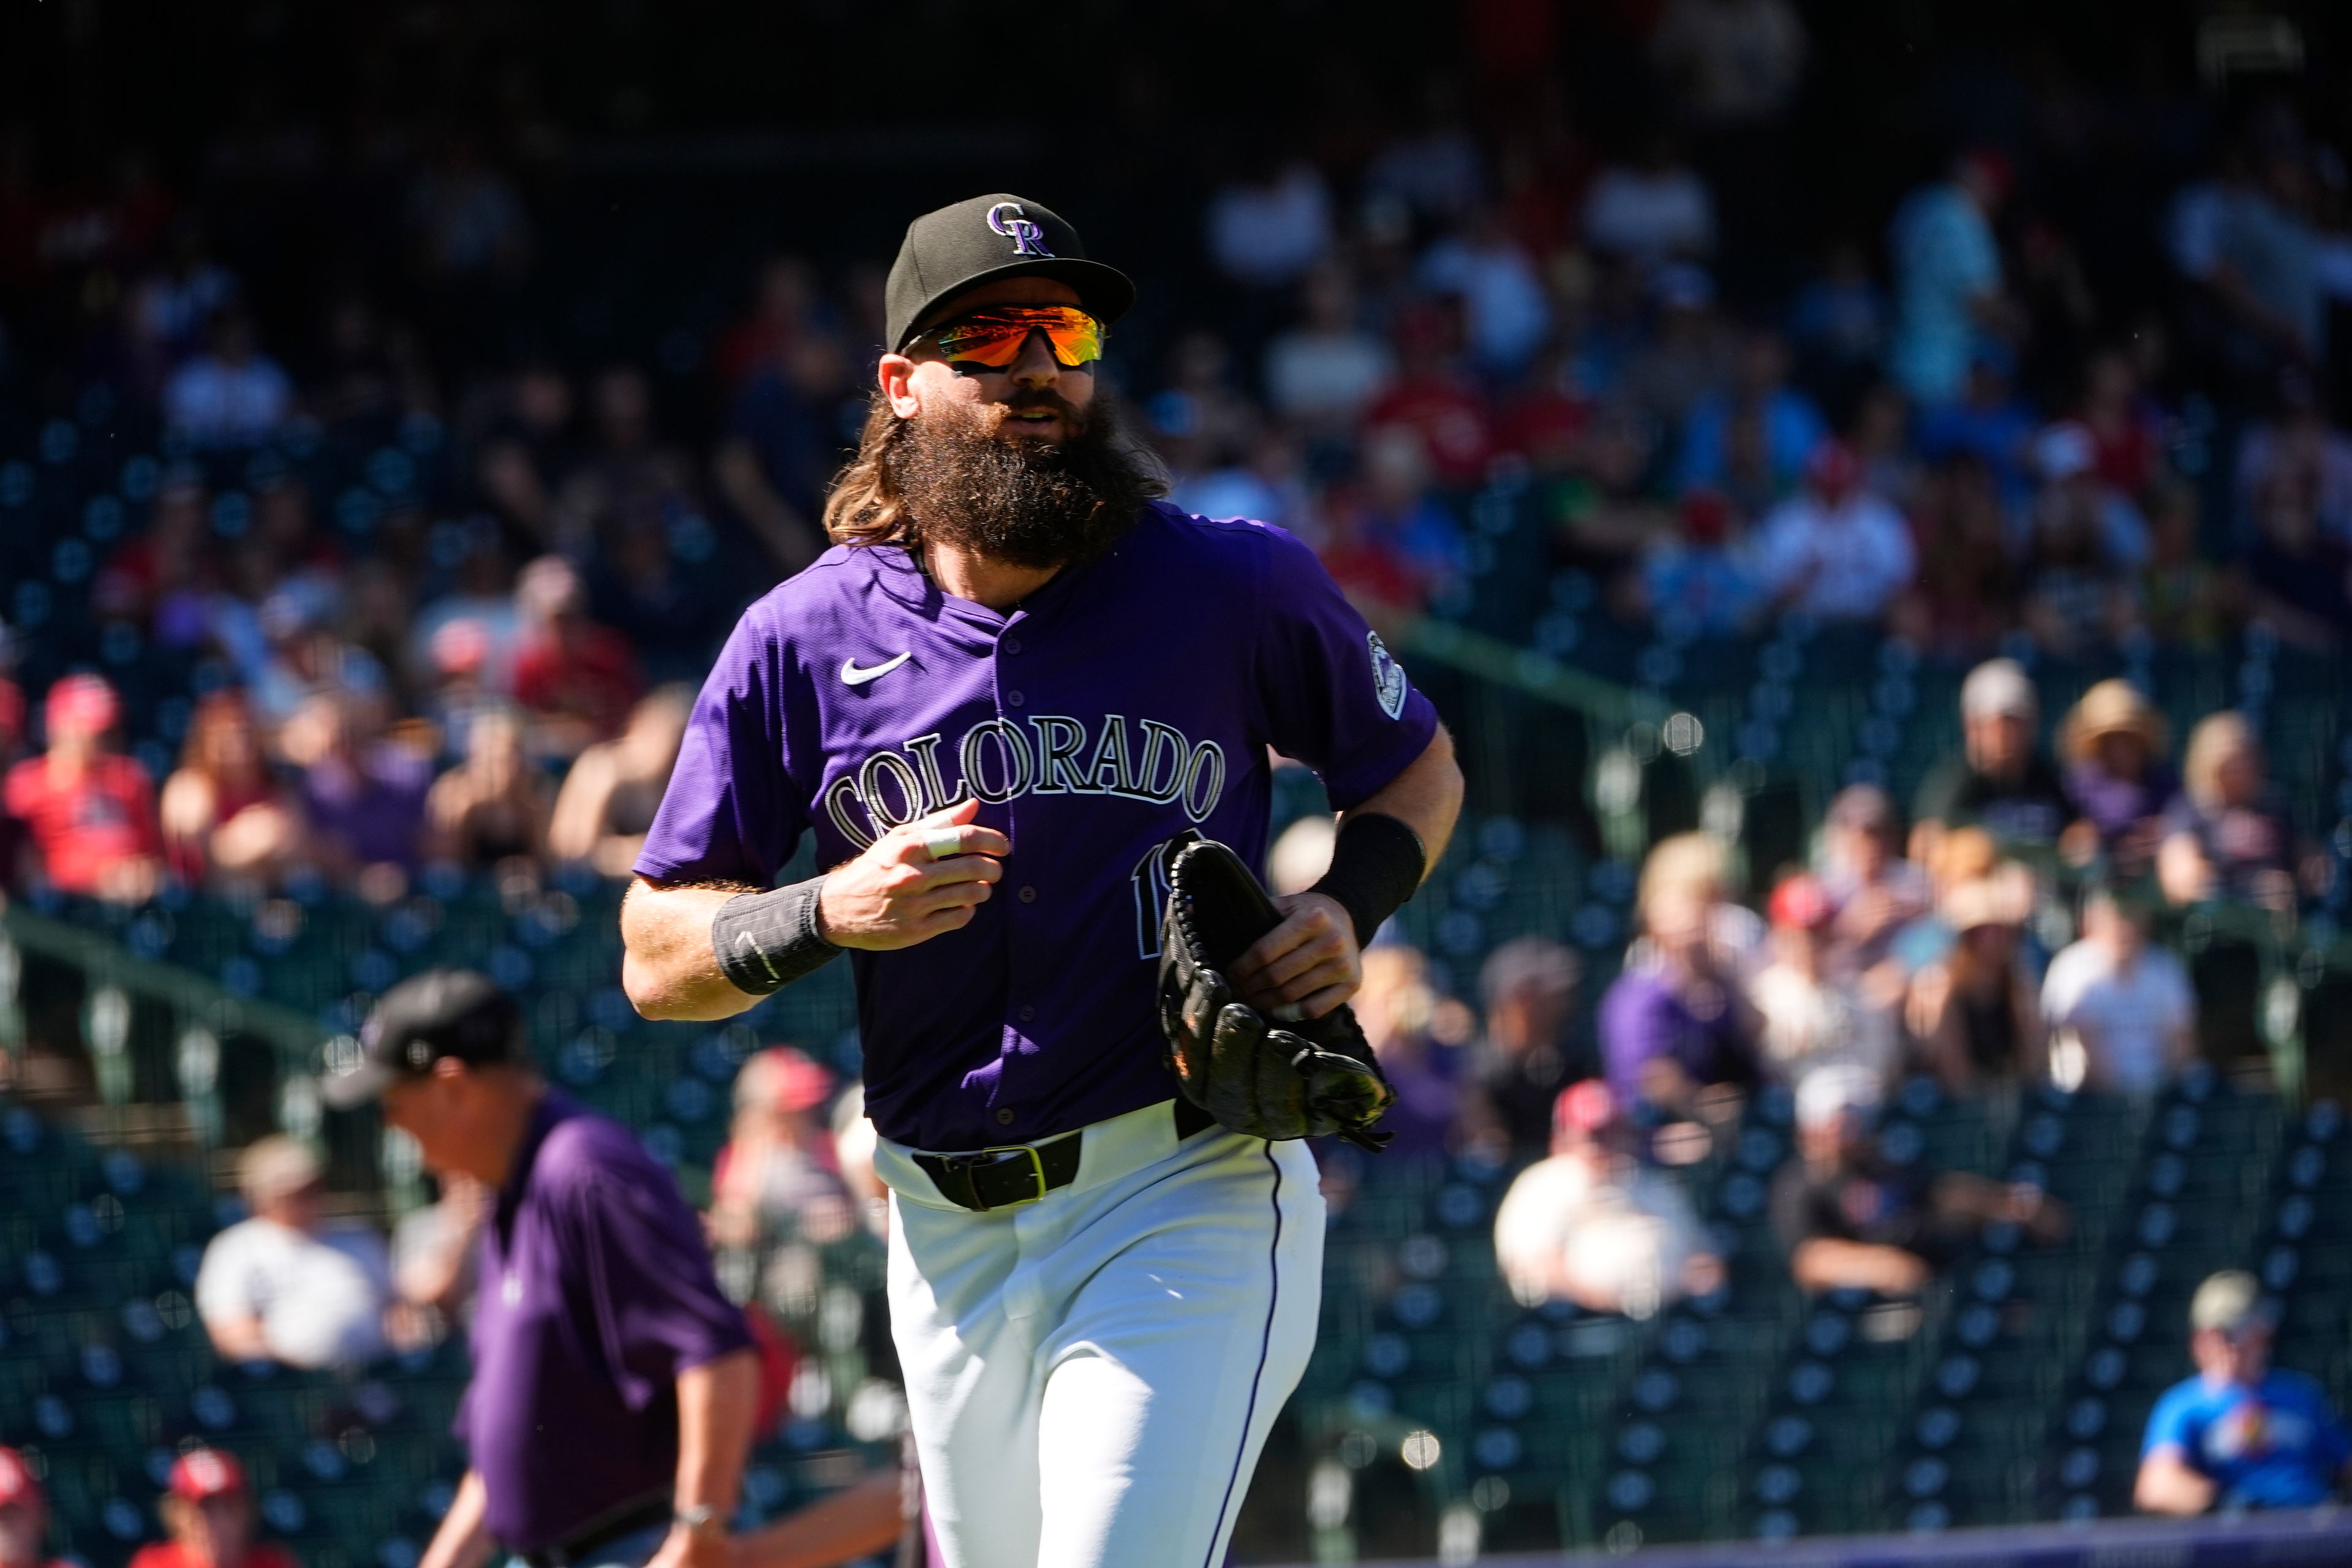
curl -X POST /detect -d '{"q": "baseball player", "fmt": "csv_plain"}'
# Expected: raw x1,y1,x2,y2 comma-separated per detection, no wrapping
621,192,1462,1568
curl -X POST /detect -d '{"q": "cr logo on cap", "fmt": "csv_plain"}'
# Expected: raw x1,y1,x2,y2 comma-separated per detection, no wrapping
986,202,1055,258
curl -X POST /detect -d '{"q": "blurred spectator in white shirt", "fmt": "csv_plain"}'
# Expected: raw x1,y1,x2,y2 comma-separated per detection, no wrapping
1751,441,1918,619
1752,873,1900,1096
196,1137,398,1370
1264,265,1395,433
162,311,292,448
1493,1081,1721,1317
1206,159,1333,290
1583,135,1717,266
2043,885,2197,1097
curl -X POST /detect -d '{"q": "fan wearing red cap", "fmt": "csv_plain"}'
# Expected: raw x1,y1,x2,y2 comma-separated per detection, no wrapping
127,1449,300,1568
707,1047,854,1251
0,1447,66,1568
1,673,165,901
1751,872,1902,1096
1491,1079,1723,1317
1749,439,1917,621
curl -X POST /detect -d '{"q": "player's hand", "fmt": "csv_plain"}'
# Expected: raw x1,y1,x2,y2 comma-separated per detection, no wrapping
816,797,1009,951
1227,892,1361,1023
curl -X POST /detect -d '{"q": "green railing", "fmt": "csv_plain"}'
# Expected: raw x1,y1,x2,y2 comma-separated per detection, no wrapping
0,900,337,1157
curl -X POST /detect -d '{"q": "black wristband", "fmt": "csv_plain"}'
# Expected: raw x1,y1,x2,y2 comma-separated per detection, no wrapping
711,876,840,997
1310,812,1427,946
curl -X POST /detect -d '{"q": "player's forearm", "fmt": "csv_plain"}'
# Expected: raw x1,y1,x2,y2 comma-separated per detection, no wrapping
676,1348,761,1519
419,1470,495,1568
1345,725,1463,875
620,878,766,1021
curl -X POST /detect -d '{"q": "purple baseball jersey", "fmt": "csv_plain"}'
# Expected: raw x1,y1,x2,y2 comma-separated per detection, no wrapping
458,1091,752,1550
635,501,1439,1150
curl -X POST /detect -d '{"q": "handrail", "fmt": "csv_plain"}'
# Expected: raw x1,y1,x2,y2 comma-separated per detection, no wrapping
1393,616,1637,728
0,902,331,1062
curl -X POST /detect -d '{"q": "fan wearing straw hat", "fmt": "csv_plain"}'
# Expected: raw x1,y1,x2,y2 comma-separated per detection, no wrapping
2056,678,2177,874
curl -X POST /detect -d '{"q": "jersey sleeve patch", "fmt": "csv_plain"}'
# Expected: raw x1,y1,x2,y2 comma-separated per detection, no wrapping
1368,631,1409,720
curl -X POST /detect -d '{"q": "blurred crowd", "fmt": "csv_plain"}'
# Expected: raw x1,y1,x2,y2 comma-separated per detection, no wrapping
0,2,2349,909
5,0,2352,1539
1262,649,2330,1329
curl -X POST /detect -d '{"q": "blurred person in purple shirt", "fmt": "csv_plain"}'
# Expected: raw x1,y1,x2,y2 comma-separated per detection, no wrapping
1599,832,1762,1123
325,969,755,1568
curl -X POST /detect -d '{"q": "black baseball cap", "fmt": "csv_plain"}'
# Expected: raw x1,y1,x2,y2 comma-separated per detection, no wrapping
322,968,527,1109
883,193,1135,353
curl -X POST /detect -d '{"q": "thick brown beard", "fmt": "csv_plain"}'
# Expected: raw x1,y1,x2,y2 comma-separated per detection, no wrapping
883,390,1158,570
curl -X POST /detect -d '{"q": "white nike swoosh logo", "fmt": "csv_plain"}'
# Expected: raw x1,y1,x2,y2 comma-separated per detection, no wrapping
840,652,913,686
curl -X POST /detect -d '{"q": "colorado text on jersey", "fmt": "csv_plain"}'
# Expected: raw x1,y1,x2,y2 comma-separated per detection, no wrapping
820,712,1226,848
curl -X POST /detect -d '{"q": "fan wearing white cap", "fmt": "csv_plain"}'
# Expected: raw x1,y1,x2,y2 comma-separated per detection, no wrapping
1772,1063,2066,1297
1910,656,2077,865
2138,1270,2352,1514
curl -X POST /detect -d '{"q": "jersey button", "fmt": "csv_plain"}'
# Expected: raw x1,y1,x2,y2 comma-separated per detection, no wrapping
1005,690,1025,707
1003,637,1022,655
1017,1005,1036,1023
1018,885,1037,903
995,1108,1016,1126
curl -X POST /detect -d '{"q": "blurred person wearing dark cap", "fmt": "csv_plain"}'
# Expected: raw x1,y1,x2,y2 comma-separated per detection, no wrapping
129,1449,299,1568
1911,657,2076,862
1774,1063,2062,1297
2138,1270,2352,1515
195,1136,398,1370
1466,936,1583,1161
707,1046,854,1251
323,969,755,1568
1491,1080,1721,1317
1750,873,1898,1096
0,1448,66,1568
2,673,164,902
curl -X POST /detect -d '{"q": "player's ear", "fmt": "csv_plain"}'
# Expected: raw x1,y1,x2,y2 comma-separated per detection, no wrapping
878,353,923,419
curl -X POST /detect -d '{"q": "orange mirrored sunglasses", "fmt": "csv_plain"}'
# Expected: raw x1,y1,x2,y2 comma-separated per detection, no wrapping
921,306,1105,370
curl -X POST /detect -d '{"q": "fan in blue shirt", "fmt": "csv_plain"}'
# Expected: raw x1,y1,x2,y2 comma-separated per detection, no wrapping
2138,1270,2352,1513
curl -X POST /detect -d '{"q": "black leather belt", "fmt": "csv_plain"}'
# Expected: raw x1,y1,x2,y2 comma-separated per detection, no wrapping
916,1100,1218,1212
518,1493,671,1568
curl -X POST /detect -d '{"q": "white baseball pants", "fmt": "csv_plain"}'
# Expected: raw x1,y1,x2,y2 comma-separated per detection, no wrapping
874,1099,1325,1568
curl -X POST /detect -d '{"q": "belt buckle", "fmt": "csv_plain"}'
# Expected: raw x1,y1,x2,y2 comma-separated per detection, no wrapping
948,1144,1049,1210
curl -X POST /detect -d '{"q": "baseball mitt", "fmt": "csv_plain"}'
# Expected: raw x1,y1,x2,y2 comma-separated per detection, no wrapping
1156,836,1395,1152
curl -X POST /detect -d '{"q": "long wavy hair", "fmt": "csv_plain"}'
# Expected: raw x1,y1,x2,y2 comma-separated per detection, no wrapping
820,388,1169,551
